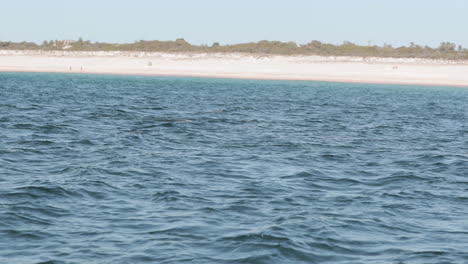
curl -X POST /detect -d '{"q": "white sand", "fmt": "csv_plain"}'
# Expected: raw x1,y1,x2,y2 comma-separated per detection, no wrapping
1,50,468,86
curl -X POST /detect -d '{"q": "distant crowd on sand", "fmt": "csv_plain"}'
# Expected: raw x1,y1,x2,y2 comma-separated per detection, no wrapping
67,60,154,73
69,66,84,72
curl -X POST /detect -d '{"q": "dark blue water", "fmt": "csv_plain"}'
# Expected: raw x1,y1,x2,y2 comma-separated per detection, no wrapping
1,72,467,264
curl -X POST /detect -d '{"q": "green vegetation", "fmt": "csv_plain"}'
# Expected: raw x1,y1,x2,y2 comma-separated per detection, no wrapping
0,41,39,50
1,39,468,60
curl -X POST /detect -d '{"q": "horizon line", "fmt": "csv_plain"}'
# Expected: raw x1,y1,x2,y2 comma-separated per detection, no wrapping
1,38,466,49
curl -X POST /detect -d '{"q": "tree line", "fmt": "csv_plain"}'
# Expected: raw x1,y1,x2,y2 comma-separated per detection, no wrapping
1,38,467,60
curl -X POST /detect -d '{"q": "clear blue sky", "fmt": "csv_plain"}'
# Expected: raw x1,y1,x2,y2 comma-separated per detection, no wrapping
1,0,467,47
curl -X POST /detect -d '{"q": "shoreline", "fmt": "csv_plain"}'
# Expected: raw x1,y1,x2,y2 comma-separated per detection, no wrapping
3,69,468,88
2,50,468,87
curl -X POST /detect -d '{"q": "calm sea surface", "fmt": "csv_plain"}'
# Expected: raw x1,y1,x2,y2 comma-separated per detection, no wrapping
1,72,467,264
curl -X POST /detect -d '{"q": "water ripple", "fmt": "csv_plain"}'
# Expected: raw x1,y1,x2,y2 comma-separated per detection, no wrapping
1,73,468,263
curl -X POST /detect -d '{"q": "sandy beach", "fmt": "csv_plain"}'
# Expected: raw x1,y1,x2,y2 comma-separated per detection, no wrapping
1,50,468,86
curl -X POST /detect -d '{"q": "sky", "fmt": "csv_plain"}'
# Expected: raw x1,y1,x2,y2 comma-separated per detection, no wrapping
1,0,467,47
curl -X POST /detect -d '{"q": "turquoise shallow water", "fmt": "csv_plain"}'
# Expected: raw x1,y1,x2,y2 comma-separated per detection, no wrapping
1,72,468,264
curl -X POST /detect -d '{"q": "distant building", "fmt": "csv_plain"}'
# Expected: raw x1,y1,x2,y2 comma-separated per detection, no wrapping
62,40,76,50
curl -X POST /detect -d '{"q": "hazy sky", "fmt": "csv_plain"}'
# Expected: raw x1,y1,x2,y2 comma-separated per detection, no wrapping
1,0,467,47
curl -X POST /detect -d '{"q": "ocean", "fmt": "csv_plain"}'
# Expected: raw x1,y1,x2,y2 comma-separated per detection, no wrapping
1,72,467,263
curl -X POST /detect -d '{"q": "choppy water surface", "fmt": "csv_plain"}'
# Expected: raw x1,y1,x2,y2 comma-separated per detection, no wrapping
1,72,468,264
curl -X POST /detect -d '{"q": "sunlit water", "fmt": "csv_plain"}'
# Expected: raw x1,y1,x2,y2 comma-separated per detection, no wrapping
1,72,467,264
